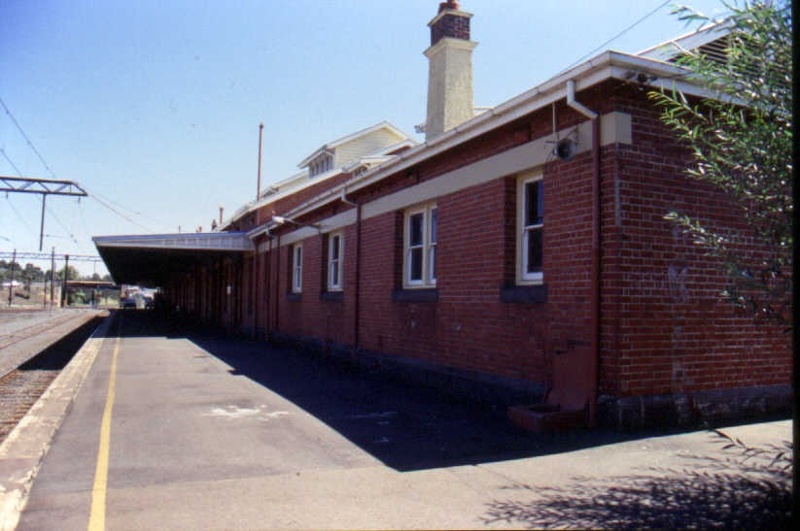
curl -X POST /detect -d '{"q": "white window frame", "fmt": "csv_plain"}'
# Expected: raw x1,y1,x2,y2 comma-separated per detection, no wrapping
517,172,544,284
291,243,303,293
327,231,344,291
403,203,438,289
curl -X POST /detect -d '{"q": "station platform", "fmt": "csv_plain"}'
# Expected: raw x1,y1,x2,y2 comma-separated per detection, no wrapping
0,311,792,529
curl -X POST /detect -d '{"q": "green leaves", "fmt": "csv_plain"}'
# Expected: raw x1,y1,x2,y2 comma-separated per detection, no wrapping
652,1,792,333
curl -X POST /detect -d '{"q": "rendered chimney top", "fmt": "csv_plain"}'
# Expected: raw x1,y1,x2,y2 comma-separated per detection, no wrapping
438,0,460,13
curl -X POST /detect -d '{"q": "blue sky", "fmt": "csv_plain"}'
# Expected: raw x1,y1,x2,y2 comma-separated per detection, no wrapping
1,0,728,276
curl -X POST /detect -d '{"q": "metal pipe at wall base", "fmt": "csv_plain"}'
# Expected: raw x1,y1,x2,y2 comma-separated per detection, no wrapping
353,203,362,351
565,79,600,428
340,189,362,352
589,117,601,428
274,235,281,334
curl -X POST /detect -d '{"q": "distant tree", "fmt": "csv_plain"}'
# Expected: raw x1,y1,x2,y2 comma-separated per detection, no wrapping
56,265,81,281
650,1,792,334
21,263,45,287
0,260,9,283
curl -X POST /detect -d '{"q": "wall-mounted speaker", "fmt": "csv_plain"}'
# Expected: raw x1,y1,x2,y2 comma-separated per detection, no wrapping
554,138,577,161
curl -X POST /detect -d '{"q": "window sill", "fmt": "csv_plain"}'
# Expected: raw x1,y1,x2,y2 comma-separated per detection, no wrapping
287,293,302,302
392,288,439,303
320,291,344,302
500,284,547,304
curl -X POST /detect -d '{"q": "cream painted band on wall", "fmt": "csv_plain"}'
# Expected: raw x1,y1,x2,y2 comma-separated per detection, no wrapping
269,112,631,249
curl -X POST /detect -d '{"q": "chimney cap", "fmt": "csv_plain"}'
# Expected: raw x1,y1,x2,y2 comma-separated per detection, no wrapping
438,0,460,13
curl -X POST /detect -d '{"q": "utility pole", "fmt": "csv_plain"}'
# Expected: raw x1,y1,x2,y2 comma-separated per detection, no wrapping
0,176,88,251
7,249,15,307
50,248,56,311
256,123,264,201
61,254,69,307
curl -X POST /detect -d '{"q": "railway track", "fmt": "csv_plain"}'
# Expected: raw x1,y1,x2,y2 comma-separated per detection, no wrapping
0,314,106,444
0,311,84,352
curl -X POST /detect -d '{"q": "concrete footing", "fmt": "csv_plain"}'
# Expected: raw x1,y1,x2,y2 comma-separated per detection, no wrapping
597,384,793,430
268,333,793,431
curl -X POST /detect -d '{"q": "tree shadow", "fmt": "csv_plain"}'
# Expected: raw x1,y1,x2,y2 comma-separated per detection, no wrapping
482,432,793,529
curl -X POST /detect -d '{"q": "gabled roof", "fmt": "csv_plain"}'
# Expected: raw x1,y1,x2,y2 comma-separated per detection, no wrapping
280,41,732,224
296,121,412,169
218,123,416,231
95,18,736,286
272,21,737,225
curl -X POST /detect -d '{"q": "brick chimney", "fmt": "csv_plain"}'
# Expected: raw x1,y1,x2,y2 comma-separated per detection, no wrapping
424,1,477,141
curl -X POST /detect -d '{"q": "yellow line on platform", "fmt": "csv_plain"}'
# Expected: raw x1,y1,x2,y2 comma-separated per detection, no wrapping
88,326,121,531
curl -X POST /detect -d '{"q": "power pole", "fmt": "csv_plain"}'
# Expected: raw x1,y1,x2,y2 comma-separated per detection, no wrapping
256,123,264,201
50,248,55,311
6,249,15,307
61,254,69,307
0,176,88,251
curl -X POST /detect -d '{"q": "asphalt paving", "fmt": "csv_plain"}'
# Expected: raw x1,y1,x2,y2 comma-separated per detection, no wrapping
0,310,792,529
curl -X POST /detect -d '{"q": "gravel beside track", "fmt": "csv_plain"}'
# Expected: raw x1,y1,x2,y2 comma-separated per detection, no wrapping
0,309,103,379
0,311,106,443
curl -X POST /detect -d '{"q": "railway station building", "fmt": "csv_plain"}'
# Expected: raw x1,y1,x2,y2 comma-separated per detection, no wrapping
94,1,791,430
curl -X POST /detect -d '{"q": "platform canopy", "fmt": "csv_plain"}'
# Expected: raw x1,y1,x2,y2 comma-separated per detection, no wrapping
93,232,253,286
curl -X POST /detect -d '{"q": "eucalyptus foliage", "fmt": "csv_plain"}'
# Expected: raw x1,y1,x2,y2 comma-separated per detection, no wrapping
651,1,792,331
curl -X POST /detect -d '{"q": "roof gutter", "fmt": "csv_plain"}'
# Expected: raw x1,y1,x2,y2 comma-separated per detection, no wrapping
280,52,705,224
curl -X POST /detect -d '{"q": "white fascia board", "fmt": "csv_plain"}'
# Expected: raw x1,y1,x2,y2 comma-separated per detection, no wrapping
346,52,713,193
247,222,279,240
244,168,344,217
280,55,612,221
227,134,419,230
637,20,731,61
272,52,712,224
341,155,393,173
373,138,419,155
93,232,253,252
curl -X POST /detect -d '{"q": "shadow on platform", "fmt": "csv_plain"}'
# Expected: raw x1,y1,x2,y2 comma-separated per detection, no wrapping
99,310,699,472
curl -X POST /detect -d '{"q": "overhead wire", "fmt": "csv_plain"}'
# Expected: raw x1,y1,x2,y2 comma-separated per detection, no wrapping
45,203,80,246
1,97,164,236
563,0,672,71
2,195,38,237
85,192,156,233
0,96,58,180
79,183,165,231
0,147,23,176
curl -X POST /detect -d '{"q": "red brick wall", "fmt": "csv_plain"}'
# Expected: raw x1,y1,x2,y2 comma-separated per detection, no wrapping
188,79,789,404
599,86,790,398
273,226,357,348
350,138,603,384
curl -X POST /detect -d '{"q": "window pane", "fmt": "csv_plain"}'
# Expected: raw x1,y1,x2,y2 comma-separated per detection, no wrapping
526,228,543,273
525,181,543,226
293,246,302,290
409,248,423,281
330,235,340,260
330,262,339,287
429,207,438,244
429,246,436,282
409,213,424,246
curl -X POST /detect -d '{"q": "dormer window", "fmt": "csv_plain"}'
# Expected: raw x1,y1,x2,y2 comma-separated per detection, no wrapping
309,153,333,177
